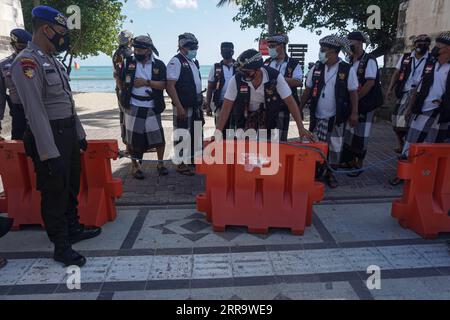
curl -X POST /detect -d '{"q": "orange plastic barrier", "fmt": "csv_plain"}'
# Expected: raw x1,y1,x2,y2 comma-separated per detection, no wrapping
196,140,328,235
392,143,450,239
0,140,122,229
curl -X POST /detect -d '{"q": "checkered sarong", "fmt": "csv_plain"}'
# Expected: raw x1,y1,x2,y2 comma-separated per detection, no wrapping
402,109,449,156
276,110,290,142
173,106,204,162
124,105,165,153
392,90,413,132
313,117,345,166
343,110,375,161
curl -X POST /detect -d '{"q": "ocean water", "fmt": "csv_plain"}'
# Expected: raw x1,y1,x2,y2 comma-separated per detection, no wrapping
69,65,212,93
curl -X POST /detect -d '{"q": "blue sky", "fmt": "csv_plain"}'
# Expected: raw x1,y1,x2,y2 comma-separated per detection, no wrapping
82,0,328,66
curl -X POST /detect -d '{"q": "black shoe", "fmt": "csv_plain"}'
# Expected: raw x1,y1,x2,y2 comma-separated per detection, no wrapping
157,165,169,176
132,169,145,180
0,256,7,269
54,246,86,267
69,225,102,245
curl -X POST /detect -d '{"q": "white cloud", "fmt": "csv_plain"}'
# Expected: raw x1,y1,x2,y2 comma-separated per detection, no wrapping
170,0,198,10
136,0,155,10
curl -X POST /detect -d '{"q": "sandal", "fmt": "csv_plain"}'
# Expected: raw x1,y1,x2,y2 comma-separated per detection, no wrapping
176,164,195,176
0,256,7,269
132,168,145,180
389,177,404,186
157,164,169,176
326,174,339,189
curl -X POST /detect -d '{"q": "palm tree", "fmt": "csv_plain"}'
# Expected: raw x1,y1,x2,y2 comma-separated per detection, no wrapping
217,0,275,35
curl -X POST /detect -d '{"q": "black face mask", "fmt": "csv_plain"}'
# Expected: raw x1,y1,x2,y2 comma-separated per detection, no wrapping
242,70,256,82
135,54,147,62
221,50,233,60
46,26,70,53
431,46,441,59
415,45,429,55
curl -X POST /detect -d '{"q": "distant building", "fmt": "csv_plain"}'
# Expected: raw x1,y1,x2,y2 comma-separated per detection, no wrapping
386,0,450,67
0,0,25,60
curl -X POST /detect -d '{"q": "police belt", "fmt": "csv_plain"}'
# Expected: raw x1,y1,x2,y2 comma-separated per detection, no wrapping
49,116,76,130
131,94,154,102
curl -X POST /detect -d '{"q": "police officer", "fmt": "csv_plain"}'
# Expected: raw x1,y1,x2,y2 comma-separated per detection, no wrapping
166,33,204,176
0,216,14,269
203,42,236,128
265,34,304,141
216,49,314,142
0,29,32,140
113,30,134,145
11,6,101,267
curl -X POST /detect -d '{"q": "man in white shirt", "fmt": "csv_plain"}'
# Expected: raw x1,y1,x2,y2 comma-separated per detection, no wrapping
216,49,314,142
166,33,204,176
389,32,450,186
299,35,359,188
342,31,384,177
120,35,168,179
265,34,304,141
386,34,431,153
203,42,235,127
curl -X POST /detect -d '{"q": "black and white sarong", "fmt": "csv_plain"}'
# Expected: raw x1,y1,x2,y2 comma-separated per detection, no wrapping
276,110,290,142
402,109,449,156
313,117,345,166
124,105,165,155
392,90,413,132
343,110,375,161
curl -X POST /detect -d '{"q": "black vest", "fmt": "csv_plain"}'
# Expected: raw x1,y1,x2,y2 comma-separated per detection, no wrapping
353,52,384,114
395,53,413,99
309,61,352,130
233,66,283,130
264,56,301,108
120,56,166,113
414,60,450,123
212,61,236,104
174,53,201,109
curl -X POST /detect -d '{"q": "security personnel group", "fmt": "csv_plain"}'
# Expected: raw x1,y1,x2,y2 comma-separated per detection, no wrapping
0,4,449,267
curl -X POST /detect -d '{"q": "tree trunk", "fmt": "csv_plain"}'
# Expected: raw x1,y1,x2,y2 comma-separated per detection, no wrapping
267,0,275,35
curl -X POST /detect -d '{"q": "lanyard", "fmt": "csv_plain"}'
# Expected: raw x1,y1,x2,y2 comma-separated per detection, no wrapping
321,65,338,98
412,57,425,77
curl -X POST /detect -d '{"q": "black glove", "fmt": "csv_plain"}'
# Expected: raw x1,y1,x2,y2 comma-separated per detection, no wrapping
79,139,88,152
44,157,65,176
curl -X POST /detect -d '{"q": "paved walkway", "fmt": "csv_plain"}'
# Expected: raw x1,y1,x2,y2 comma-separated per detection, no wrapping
1,93,449,300
1,200,450,300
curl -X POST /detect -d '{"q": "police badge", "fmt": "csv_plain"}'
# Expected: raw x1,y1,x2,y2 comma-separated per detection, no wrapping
20,58,37,79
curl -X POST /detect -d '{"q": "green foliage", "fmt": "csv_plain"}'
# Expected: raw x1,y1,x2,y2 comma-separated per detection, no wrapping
21,0,127,59
218,0,403,57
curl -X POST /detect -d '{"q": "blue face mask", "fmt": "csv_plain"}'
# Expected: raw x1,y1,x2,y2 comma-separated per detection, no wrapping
187,49,197,60
268,48,278,59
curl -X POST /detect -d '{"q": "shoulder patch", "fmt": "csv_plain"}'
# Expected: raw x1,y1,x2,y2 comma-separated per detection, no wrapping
20,58,37,79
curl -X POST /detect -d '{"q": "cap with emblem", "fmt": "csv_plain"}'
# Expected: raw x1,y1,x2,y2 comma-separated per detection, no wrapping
179,33,198,49
10,29,32,44
267,34,289,44
133,35,159,56
436,31,450,46
414,34,432,44
32,5,68,29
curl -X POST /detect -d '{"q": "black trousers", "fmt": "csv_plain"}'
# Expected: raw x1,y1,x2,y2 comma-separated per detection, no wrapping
10,104,27,141
25,118,82,246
